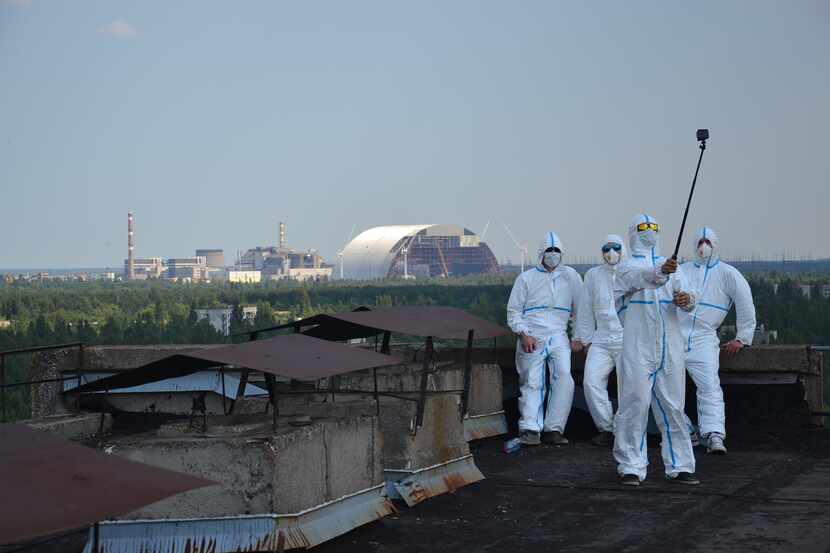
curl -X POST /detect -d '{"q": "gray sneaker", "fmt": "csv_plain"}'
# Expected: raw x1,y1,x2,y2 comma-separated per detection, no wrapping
541,431,569,446
519,430,541,446
706,433,727,455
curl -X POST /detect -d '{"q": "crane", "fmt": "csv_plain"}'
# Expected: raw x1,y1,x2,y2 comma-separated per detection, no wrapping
436,241,449,278
398,232,420,280
337,225,356,279
480,220,491,241
500,221,528,273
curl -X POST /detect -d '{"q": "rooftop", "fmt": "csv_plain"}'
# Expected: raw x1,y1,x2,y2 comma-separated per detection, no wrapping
316,426,830,552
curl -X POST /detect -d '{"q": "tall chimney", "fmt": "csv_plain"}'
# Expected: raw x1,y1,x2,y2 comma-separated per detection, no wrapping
279,221,286,250
127,212,135,280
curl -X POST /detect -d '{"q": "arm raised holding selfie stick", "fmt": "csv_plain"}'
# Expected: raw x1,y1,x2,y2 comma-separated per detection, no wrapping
672,129,709,261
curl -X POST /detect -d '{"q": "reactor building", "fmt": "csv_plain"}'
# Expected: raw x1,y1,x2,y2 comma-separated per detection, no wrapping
337,224,499,280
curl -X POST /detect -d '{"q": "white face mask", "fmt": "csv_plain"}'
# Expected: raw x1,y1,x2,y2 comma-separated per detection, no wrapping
603,249,621,265
697,242,713,259
639,230,658,248
543,251,561,269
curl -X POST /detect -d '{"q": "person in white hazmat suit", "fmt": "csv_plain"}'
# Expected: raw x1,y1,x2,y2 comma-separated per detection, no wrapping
679,227,756,455
507,231,584,446
614,214,699,486
573,235,626,447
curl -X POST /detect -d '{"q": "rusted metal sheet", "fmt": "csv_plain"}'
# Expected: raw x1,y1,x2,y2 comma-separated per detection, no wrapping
81,484,396,552
77,334,401,394
463,411,508,441
266,306,511,341
386,455,485,508
0,424,215,545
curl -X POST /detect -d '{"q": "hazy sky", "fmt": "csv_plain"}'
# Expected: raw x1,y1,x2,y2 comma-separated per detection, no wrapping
1,1,828,268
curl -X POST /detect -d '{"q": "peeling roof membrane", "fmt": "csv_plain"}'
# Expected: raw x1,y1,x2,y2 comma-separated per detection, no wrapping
270,305,510,341
77,333,401,394
64,370,267,398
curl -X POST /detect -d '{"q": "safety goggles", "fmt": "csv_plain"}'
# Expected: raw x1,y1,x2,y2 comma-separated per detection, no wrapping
636,222,659,232
544,247,562,253
601,243,622,253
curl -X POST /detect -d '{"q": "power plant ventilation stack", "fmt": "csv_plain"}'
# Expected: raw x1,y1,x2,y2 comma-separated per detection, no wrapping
127,211,135,280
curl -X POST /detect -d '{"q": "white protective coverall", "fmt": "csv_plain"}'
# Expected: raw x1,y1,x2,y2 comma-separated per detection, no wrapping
507,232,584,434
679,227,756,439
574,234,626,433
613,214,697,480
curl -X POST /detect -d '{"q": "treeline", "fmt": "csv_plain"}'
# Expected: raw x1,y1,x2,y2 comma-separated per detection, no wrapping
2,275,830,351
1,275,828,420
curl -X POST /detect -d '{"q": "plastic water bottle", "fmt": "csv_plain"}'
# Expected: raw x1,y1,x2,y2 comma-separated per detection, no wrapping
503,437,522,454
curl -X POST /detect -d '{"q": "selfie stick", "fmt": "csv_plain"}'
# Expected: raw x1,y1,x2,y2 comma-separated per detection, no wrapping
672,129,709,260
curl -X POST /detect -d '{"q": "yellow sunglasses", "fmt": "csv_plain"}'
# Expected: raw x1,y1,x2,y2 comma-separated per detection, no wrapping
636,222,659,232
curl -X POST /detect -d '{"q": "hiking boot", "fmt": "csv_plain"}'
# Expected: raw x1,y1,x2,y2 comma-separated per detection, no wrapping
591,431,613,447
541,431,569,446
706,433,727,455
619,474,640,487
519,430,541,446
668,472,700,485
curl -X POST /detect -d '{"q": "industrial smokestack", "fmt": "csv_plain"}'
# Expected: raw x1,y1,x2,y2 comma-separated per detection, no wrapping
127,212,135,280
279,221,286,250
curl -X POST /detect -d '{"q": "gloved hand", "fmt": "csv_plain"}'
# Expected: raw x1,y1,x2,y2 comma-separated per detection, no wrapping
662,258,678,274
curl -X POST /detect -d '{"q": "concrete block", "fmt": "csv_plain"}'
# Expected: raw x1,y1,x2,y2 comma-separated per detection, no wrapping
274,392,470,471
105,414,382,519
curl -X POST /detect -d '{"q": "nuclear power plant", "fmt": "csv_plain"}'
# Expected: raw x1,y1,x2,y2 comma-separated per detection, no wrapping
120,215,506,282
236,221,331,281
122,214,332,282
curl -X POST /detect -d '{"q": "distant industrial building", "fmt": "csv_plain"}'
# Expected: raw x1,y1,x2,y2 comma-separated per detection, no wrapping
194,305,257,336
226,270,262,284
167,257,208,281
195,249,225,269
337,224,499,280
238,222,332,281
123,257,164,280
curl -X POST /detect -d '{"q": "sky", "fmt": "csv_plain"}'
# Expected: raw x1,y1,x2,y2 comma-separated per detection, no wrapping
1,0,828,268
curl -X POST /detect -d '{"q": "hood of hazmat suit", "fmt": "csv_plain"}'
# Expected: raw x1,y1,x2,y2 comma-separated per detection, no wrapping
536,231,563,270
692,226,720,266
612,214,697,481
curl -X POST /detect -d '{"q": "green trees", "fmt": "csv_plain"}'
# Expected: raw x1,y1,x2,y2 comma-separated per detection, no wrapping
0,274,827,353
0,274,829,421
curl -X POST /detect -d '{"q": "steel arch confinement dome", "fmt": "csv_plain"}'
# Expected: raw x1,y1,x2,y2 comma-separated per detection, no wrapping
338,224,499,280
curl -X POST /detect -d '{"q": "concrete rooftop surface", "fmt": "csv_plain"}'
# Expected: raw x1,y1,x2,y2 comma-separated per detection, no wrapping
317,426,830,553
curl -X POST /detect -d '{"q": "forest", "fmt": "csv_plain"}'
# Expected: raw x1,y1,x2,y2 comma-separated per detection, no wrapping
1,274,828,420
